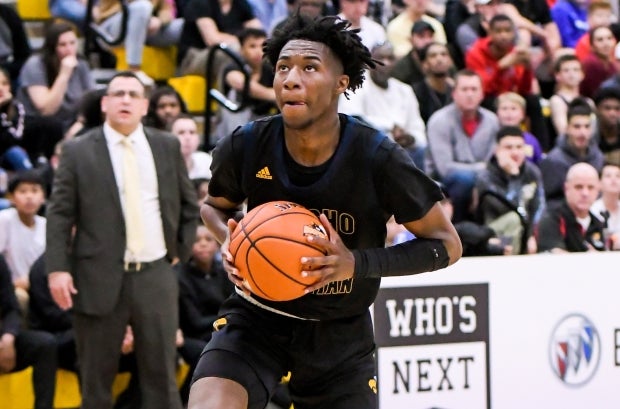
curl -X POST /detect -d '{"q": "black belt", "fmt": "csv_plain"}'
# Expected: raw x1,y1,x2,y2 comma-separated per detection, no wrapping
124,257,166,273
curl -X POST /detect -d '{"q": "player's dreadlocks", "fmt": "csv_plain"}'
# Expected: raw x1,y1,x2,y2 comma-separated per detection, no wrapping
263,14,377,98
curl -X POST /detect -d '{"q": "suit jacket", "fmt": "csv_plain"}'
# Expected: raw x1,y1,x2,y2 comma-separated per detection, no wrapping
46,126,199,316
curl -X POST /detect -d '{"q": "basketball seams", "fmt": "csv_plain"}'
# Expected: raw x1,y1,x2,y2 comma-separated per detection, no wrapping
245,236,323,300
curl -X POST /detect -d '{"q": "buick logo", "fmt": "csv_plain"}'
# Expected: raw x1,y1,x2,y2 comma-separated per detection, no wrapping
549,314,601,387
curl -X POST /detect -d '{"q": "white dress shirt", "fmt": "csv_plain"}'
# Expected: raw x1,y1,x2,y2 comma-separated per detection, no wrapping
338,75,427,147
104,122,167,262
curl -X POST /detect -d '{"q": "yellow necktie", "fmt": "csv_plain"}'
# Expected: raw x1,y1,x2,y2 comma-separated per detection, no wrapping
121,137,144,256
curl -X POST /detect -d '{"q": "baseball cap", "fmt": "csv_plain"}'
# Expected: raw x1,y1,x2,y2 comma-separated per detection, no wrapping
411,20,435,35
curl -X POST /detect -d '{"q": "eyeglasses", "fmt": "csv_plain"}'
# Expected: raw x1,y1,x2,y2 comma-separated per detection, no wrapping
107,90,144,99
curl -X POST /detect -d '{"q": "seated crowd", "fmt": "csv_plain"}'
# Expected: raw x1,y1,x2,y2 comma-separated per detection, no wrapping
2,0,620,407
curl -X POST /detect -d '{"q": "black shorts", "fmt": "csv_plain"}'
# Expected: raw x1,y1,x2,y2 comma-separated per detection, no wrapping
192,294,377,409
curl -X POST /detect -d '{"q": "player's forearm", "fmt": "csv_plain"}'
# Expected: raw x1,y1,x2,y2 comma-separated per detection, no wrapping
352,238,450,278
200,204,230,244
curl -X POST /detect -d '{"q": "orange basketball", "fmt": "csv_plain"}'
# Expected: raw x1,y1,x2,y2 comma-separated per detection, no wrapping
228,201,328,301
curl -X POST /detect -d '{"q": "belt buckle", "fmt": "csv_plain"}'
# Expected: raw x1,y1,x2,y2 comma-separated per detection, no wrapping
124,262,142,272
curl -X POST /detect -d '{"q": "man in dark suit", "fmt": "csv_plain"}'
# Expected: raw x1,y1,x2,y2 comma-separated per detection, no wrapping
46,71,199,409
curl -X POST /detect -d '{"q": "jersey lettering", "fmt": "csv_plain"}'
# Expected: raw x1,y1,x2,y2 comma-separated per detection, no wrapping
312,277,354,295
309,208,356,235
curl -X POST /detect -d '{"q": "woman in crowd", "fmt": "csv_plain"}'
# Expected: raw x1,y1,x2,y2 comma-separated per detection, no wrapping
144,86,187,130
17,21,94,132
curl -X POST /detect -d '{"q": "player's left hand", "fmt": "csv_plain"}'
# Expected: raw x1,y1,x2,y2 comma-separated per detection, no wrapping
300,213,355,293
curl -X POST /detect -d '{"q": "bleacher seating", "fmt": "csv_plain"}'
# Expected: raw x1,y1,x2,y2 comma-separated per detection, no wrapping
168,75,207,113
0,362,190,409
112,45,178,82
16,0,51,21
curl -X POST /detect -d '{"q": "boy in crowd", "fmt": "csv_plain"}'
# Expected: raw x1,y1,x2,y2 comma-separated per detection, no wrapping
549,54,592,138
475,126,545,254
218,28,277,138
495,92,543,165
540,99,604,207
0,170,46,310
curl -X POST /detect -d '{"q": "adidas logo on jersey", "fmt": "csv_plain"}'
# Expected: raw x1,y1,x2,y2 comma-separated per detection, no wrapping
256,166,273,180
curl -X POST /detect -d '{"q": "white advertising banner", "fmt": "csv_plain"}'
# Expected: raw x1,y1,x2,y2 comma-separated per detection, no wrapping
374,252,620,409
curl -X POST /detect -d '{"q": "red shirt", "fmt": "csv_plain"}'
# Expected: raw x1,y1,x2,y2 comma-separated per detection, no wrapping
579,52,617,98
465,37,534,98
575,33,590,61
462,116,480,138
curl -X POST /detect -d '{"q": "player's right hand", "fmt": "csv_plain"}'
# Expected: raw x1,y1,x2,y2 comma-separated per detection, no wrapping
48,271,77,310
222,218,248,292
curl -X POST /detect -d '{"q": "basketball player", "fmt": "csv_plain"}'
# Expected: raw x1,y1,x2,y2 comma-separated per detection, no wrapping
192,14,463,409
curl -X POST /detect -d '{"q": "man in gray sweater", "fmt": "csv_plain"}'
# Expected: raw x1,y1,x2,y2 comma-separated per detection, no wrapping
426,69,500,222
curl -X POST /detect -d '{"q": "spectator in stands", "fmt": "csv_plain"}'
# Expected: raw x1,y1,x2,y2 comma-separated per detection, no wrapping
0,68,31,181
145,0,185,48
0,67,64,174
247,0,288,35
337,0,386,50
412,42,454,125
28,255,76,371
218,28,277,138
539,99,604,207
49,0,87,28
600,43,620,90
17,21,94,132
591,162,620,250
177,0,262,77
0,253,57,409
443,0,475,49
144,86,188,131
551,0,589,48
64,88,106,139
466,14,533,107
93,0,184,86
495,92,543,165
579,25,618,99
271,0,331,33
455,0,502,62
592,86,620,167
175,224,233,403
338,42,427,168
0,170,46,310
503,0,561,56
549,54,592,138
426,69,500,222
391,20,437,87
0,4,31,89
537,162,606,252
387,0,447,58
170,114,213,181
475,125,545,254
436,182,512,256
465,13,550,150
574,1,614,62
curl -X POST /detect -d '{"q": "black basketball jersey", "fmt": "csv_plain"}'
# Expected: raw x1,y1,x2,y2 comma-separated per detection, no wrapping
209,114,443,320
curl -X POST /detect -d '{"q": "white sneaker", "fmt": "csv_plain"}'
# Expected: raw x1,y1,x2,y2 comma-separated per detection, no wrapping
133,70,155,87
